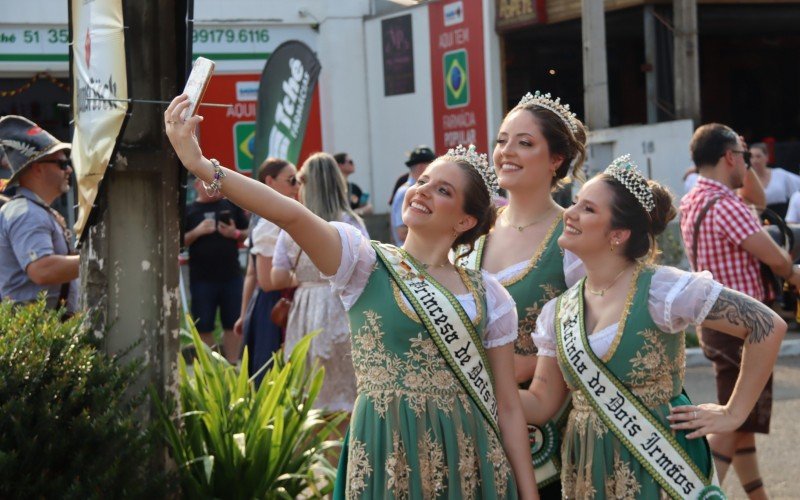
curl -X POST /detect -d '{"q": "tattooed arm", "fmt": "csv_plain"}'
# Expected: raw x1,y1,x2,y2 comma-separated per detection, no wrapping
669,288,786,438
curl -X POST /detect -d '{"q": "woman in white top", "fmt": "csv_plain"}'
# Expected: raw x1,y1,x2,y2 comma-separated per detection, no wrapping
234,157,298,385
271,152,366,413
750,142,800,217
164,94,538,499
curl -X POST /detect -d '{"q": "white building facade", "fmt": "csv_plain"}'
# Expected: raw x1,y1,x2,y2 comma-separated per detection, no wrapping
0,0,505,216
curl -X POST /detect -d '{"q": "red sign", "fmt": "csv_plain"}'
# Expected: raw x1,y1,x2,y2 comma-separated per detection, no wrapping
429,0,488,156
199,73,322,173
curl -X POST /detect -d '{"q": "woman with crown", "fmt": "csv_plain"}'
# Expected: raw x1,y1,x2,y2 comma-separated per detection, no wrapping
163,95,538,499
519,155,785,499
455,91,588,497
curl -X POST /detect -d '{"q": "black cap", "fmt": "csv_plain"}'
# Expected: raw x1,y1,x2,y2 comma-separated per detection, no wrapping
405,145,436,167
0,115,71,185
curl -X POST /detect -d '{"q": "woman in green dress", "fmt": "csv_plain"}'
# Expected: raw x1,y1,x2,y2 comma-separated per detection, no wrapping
457,91,587,497
520,155,786,499
163,95,538,499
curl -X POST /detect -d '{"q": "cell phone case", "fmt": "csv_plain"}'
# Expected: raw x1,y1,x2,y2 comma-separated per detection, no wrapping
182,57,215,119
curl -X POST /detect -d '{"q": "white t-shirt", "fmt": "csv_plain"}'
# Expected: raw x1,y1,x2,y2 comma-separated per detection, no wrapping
764,168,800,206
249,217,281,257
326,222,519,349
532,266,723,358
786,191,800,224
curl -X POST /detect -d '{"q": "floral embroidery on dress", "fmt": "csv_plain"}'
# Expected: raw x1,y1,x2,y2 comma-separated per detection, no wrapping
385,431,410,499
346,438,372,499
604,451,642,500
419,430,448,498
456,428,480,498
628,329,676,407
351,310,467,418
486,430,511,498
516,283,560,356
571,392,609,438
561,459,597,499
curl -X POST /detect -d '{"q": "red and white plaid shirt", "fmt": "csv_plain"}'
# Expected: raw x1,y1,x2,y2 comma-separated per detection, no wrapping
680,176,766,300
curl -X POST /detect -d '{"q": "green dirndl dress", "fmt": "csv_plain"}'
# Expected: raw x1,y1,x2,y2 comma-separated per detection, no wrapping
555,266,714,499
464,218,572,494
333,244,517,499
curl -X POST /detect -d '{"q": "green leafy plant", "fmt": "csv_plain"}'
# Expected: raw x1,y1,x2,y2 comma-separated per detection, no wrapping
155,316,344,498
0,299,167,498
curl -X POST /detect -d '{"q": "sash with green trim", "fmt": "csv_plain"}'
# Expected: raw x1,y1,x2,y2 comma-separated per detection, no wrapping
555,284,725,500
456,235,566,487
373,242,500,438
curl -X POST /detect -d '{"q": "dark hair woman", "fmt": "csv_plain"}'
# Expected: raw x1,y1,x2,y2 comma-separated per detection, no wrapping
234,157,298,385
520,155,787,499
456,91,588,495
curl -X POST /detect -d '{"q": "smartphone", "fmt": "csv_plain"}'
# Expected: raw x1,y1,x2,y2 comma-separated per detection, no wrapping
218,209,232,224
182,57,215,119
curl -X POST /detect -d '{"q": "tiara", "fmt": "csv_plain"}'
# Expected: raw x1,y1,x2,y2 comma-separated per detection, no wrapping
446,144,498,196
517,91,579,135
604,154,655,212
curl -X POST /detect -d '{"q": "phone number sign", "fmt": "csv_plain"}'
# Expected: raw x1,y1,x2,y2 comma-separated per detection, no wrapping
0,25,69,64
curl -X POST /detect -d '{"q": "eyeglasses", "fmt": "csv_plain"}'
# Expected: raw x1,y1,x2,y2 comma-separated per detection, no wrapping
729,149,752,164
38,158,72,170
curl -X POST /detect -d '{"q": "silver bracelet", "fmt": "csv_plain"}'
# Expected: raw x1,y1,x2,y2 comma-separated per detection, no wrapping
202,158,226,196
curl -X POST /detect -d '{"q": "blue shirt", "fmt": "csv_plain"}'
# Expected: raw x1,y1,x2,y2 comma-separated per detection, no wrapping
390,176,414,246
0,187,79,311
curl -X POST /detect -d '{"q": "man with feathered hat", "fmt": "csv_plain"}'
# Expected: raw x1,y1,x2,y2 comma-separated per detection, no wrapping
0,115,79,314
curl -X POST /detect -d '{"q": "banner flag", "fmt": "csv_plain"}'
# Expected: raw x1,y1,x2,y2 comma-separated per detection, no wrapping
253,40,321,169
70,0,129,239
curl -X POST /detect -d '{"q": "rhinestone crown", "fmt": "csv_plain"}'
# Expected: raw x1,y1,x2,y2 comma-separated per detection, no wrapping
444,144,498,197
517,90,579,135
604,154,655,212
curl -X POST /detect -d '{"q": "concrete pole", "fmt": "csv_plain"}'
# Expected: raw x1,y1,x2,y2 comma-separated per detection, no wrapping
581,0,610,130
673,0,701,124
644,5,658,124
80,0,186,418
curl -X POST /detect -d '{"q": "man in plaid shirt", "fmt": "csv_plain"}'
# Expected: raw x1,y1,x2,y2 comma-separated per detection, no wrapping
680,123,800,497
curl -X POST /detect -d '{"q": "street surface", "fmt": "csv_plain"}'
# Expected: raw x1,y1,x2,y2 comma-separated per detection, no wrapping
684,355,800,499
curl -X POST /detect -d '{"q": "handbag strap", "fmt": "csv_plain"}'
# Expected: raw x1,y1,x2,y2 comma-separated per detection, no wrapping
691,195,721,270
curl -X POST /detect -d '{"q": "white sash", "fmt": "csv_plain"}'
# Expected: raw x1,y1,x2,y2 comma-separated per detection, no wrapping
452,236,485,271
374,243,500,437
556,284,724,500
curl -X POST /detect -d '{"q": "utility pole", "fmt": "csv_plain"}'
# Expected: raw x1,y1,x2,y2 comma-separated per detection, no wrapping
80,0,187,420
581,0,610,130
643,5,658,124
673,0,701,124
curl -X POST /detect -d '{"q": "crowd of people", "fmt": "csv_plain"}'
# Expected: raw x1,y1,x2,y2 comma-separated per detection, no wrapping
1,86,797,498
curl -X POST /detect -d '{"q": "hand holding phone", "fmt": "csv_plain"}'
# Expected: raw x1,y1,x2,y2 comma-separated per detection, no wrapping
182,57,215,119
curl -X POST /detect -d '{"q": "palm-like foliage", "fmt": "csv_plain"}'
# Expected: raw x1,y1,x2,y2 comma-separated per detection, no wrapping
154,317,344,498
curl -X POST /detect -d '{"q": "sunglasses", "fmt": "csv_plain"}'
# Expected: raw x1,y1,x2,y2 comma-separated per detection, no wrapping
38,158,72,170
729,149,752,164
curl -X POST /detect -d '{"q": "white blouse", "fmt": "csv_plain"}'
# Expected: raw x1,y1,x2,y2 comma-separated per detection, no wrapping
489,250,585,288
249,218,281,257
533,266,723,358
764,168,800,205
325,222,519,349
